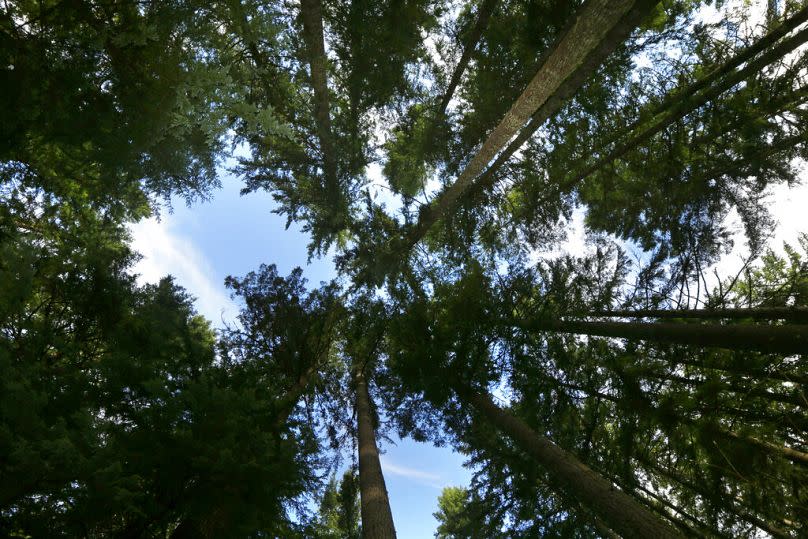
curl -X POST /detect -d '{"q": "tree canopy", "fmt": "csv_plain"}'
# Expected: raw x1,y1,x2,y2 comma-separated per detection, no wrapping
2,0,807,537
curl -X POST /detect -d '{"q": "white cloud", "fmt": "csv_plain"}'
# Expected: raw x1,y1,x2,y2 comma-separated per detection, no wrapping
128,216,238,326
380,456,444,488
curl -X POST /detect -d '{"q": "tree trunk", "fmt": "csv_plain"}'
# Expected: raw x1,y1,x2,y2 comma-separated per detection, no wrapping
299,0,340,206
638,458,793,538
724,431,808,465
568,17,808,186
456,0,660,211
354,367,397,538
525,318,808,355
642,370,807,408
435,0,498,118
404,0,658,247
669,354,808,386
272,362,319,428
455,385,683,538
592,306,808,322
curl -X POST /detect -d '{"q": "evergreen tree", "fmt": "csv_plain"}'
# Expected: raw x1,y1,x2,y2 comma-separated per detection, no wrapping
4,0,808,536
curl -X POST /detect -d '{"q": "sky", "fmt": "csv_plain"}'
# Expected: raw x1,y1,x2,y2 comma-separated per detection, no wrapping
129,171,471,538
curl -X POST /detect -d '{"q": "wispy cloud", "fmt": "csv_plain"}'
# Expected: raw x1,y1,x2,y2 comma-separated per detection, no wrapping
128,216,237,326
380,456,444,489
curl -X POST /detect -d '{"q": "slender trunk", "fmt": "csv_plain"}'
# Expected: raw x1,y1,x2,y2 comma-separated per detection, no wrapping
568,19,808,186
670,354,808,386
724,431,808,465
299,0,340,206
592,306,808,322
354,367,397,538
435,0,498,118
633,483,718,537
525,318,808,355
590,4,808,157
455,385,683,538
272,362,319,428
404,0,658,247
640,370,807,408
638,458,792,538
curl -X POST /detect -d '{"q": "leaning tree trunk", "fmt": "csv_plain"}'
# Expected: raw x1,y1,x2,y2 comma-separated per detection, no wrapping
568,14,808,186
459,0,660,207
591,306,808,322
454,384,683,538
523,318,808,355
435,0,498,118
404,0,659,247
354,366,397,538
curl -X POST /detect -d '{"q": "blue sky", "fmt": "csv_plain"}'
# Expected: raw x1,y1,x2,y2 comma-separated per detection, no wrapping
129,171,471,538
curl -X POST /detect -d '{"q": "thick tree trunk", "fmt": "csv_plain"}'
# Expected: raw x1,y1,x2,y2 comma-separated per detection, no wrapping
592,306,808,322
404,0,658,247
456,0,660,210
525,318,808,355
299,0,340,205
455,385,683,538
354,367,397,538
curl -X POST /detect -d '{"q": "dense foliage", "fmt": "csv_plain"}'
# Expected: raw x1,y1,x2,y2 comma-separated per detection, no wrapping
2,0,806,537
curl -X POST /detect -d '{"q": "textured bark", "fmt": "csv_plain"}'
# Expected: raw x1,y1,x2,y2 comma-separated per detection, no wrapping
457,385,683,538
453,0,660,210
405,0,657,247
569,16,808,186
526,318,808,355
354,368,397,538
592,306,808,322
300,0,340,202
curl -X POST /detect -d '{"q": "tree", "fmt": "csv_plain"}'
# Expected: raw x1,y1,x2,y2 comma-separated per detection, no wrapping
433,486,483,539
312,470,361,539
6,0,808,536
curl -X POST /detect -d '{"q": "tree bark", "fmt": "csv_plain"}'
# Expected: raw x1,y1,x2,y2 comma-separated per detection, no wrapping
638,458,793,538
524,318,808,355
455,385,683,538
354,367,397,538
592,306,808,322
404,0,658,247
454,0,660,212
299,0,341,206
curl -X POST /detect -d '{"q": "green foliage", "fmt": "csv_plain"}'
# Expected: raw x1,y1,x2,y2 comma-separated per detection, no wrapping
5,0,808,536
311,470,361,538
433,486,477,539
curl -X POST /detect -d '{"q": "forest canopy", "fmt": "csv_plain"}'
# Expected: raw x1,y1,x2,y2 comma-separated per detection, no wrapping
1,0,807,537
